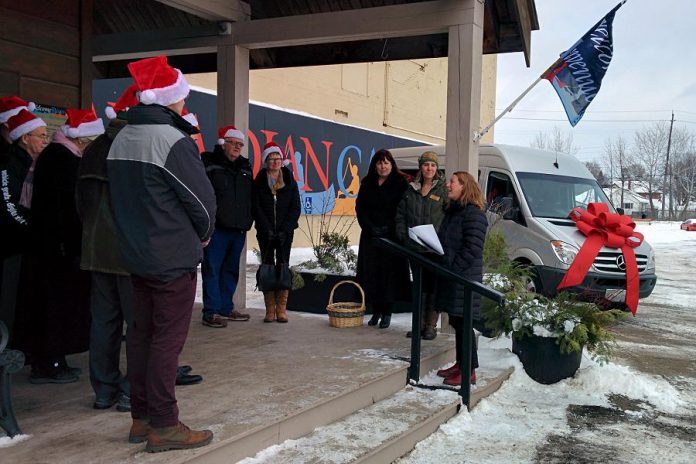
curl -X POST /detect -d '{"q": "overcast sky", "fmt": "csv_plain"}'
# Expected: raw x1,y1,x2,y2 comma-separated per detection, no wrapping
494,0,696,162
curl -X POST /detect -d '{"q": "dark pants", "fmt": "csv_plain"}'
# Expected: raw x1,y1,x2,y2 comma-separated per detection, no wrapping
89,272,133,400
451,316,479,370
128,272,196,428
257,232,293,265
201,228,246,318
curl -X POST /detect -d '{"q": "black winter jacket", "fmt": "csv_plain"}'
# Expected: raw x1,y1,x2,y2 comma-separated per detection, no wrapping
252,166,301,236
0,143,32,259
436,202,488,318
76,120,128,275
107,104,217,282
204,147,254,231
395,179,447,253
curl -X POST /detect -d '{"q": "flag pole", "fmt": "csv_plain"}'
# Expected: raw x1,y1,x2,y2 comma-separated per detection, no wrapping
474,75,544,142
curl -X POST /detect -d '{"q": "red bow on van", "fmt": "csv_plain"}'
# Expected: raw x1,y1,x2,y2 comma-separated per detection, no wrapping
557,202,643,315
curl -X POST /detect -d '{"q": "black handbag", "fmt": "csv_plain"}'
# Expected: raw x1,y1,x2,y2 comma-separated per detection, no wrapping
256,263,292,291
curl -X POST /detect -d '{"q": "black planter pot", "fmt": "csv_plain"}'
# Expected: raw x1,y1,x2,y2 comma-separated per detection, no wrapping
512,334,582,384
286,272,411,314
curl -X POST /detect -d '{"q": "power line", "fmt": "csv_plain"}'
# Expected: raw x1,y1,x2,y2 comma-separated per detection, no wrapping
503,117,671,123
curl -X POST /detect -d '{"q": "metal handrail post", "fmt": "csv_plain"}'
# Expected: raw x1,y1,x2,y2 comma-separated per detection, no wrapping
460,288,474,409
408,263,423,382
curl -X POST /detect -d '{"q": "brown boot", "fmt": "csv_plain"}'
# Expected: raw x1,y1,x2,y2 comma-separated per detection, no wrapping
129,418,151,444
276,289,289,323
145,421,213,453
263,291,276,323
423,309,439,340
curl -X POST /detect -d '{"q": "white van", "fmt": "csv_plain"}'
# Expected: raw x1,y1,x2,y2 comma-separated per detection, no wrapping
390,144,657,305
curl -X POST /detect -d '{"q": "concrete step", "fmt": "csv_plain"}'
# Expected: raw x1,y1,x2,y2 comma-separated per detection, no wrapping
237,366,514,464
183,344,456,464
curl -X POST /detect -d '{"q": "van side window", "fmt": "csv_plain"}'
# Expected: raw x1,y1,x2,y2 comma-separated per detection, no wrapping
486,171,524,225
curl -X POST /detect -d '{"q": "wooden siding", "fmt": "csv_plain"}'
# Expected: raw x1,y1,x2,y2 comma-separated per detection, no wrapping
0,1,82,108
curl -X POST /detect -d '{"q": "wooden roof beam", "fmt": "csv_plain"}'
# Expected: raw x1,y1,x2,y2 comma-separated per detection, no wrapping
154,0,250,22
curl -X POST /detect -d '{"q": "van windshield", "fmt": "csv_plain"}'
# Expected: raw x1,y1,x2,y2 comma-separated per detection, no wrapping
516,172,613,219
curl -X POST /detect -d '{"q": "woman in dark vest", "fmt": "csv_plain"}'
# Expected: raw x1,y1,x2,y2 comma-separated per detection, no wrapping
252,142,301,323
435,171,487,386
356,149,411,329
395,150,446,339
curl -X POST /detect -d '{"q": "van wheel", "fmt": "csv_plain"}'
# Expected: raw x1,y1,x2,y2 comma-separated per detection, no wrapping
515,261,543,295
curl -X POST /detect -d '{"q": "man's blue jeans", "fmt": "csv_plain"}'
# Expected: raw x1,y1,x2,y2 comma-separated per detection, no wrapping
201,228,246,318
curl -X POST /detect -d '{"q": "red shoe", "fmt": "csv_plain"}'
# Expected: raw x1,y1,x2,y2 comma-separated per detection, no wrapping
436,363,459,378
443,369,476,386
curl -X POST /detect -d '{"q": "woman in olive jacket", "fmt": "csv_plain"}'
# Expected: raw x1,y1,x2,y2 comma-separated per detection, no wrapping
435,171,488,386
252,142,301,323
395,150,446,340
356,149,411,329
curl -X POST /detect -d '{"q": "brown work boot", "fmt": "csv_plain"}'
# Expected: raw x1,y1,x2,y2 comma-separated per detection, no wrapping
423,309,439,340
129,418,151,444
275,289,289,323
145,421,213,453
263,291,276,323
220,310,250,321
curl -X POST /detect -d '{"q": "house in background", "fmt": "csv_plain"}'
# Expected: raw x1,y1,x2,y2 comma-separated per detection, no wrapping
604,181,652,218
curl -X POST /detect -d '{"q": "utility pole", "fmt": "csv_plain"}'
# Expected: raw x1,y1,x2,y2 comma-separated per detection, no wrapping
662,111,675,220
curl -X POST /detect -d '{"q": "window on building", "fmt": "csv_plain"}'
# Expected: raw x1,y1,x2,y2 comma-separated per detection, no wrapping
623,203,633,209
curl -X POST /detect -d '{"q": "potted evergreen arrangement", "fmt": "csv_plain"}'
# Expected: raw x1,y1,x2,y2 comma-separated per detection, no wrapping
480,231,626,384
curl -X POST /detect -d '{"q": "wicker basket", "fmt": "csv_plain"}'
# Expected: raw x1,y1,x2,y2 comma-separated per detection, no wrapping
326,280,366,328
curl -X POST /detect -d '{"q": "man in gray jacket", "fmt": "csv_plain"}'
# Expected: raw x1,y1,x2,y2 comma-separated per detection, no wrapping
107,56,216,453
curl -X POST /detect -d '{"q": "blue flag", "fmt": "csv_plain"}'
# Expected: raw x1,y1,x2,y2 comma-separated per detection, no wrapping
543,1,625,126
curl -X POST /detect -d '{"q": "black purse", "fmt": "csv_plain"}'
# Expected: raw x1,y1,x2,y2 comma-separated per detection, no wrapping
256,263,292,291
256,243,293,291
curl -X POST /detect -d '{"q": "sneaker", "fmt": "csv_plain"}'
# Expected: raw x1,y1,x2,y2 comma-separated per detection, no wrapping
202,314,227,328
145,421,213,453
29,368,79,385
116,392,131,412
220,310,250,321
94,393,119,410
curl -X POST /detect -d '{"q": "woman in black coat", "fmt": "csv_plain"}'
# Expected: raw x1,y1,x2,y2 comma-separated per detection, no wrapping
252,142,301,323
355,149,411,329
435,171,488,386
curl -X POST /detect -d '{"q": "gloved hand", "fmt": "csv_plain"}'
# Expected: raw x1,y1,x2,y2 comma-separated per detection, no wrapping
276,230,287,244
371,225,389,237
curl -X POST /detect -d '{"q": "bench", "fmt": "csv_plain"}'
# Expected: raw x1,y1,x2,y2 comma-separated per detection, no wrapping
0,320,24,437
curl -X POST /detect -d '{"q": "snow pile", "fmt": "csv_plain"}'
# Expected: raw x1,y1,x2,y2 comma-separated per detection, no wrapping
397,335,686,464
0,434,30,449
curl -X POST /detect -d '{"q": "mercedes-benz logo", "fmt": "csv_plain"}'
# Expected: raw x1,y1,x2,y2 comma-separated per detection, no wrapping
616,255,626,271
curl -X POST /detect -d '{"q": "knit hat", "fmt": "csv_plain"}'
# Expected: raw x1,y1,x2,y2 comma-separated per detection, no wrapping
7,109,46,141
61,108,105,138
0,96,36,124
105,83,139,119
217,125,245,145
127,56,190,106
181,107,199,127
418,151,439,167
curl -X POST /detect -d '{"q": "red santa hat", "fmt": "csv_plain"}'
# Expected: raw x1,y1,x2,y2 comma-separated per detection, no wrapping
7,109,46,141
61,108,105,138
217,125,245,145
105,83,139,119
181,107,199,127
127,56,189,107
262,141,290,167
0,96,36,124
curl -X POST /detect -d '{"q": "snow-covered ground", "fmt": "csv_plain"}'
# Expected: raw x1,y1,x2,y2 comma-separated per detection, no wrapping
397,221,696,463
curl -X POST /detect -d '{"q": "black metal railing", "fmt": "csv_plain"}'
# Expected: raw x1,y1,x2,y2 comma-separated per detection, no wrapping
374,238,504,410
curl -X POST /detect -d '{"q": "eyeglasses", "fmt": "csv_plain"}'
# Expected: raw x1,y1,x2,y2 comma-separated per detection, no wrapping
29,133,49,141
267,157,282,163
225,140,244,148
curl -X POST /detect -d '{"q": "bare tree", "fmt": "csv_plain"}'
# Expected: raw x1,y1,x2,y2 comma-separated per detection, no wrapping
671,132,696,220
602,136,631,208
530,126,579,155
584,161,608,186
664,126,692,219
633,122,669,217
